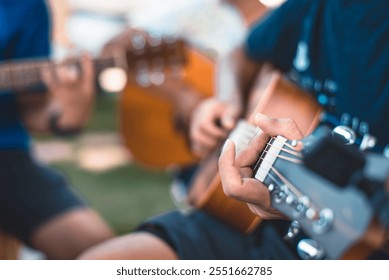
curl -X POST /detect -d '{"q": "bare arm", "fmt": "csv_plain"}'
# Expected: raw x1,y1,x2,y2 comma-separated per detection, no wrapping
18,54,95,135
190,45,261,158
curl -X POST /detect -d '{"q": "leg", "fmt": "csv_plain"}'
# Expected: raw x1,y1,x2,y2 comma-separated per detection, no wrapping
0,151,113,259
79,210,261,260
31,208,113,259
78,232,177,260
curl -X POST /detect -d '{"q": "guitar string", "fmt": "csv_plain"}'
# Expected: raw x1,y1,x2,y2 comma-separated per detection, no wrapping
266,169,318,215
4,55,128,71
259,148,302,164
254,152,303,197
254,154,320,215
235,128,303,158
251,135,321,207
263,137,302,157
1,52,182,89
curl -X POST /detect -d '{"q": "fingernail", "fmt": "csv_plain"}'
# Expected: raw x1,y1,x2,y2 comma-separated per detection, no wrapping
222,139,232,153
254,113,268,122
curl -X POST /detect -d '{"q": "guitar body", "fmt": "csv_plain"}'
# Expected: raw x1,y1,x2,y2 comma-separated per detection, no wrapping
118,1,268,170
0,231,19,260
119,47,214,169
190,66,323,233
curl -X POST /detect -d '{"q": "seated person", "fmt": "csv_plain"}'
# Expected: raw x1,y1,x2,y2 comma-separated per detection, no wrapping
0,0,113,259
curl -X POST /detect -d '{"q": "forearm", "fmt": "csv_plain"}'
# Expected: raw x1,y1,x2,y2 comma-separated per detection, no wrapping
215,47,261,109
223,0,267,27
19,93,89,135
19,93,52,134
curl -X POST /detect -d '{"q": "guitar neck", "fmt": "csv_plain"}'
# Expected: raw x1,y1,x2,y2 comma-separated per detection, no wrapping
0,55,126,93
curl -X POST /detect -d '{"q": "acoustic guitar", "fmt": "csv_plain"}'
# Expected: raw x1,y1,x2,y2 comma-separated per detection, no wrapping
188,65,323,234
252,114,389,259
119,46,214,169
190,65,389,258
0,31,186,260
118,0,267,170
0,30,186,94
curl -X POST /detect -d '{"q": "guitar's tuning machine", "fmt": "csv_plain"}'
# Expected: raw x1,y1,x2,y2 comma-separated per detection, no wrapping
331,125,356,145
359,133,376,151
312,208,334,235
284,220,301,240
297,239,325,260
336,114,377,151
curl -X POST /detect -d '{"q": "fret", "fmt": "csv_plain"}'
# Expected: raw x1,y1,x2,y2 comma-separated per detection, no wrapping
11,63,26,88
0,64,11,89
0,60,49,92
0,36,186,93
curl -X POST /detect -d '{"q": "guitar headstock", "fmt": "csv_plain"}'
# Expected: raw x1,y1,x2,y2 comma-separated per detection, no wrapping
98,29,187,91
254,125,389,259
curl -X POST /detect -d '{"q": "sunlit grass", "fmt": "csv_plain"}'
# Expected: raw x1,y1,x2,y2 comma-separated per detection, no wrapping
36,93,176,235
52,162,175,235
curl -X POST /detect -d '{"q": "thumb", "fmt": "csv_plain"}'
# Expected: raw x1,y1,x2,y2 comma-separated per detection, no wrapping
221,105,240,130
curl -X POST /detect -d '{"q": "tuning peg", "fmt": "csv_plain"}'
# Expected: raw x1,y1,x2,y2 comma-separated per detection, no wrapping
149,71,165,86
297,239,325,260
149,57,165,86
358,121,370,135
312,208,334,235
135,60,151,87
284,220,301,240
148,33,162,47
384,145,389,158
340,113,351,126
359,133,376,151
332,125,356,145
131,33,147,51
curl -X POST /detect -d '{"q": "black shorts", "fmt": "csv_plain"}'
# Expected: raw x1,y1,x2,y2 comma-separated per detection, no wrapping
136,209,300,260
0,150,86,244
138,209,389,260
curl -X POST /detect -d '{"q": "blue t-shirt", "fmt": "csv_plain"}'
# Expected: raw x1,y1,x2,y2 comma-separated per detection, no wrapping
245,0,389,149
0,0,50,150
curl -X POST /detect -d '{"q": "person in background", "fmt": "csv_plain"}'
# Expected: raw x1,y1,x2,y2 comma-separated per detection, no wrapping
0,0,113,259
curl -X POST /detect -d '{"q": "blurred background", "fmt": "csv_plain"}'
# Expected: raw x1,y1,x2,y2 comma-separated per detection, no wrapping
25,0,285,258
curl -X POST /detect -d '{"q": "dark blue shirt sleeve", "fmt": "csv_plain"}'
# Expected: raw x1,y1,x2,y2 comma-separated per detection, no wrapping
244,0,310,71
10,0,51,59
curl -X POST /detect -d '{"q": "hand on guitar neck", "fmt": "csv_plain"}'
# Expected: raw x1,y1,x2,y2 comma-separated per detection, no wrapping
190,97,243,159
219,113,303,220
18,53,95,134
220,110,389,259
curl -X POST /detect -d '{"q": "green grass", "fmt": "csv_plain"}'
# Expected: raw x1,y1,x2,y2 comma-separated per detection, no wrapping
52,162,175,235
38,93,176,235
85,93,119,133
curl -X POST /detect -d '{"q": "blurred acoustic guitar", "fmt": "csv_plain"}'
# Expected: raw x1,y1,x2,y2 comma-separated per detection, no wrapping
119,0,267,170
189,65,388,261
0,31,187,96
188,65,323,234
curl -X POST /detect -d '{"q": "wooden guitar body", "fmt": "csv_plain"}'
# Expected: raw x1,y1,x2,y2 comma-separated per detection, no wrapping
0,231,19,260
119,47,214,169
189,66,323,233
118,0,267,170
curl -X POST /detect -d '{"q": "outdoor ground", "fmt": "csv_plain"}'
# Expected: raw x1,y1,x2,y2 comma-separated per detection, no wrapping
33,94,176,235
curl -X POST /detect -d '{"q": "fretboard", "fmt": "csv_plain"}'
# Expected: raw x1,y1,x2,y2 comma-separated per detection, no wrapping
0,55,125,93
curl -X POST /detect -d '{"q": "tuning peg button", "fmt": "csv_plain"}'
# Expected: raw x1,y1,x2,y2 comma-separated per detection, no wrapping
332,125,356,145
284,220,301,240
297,239,325,260
312,208,334,235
